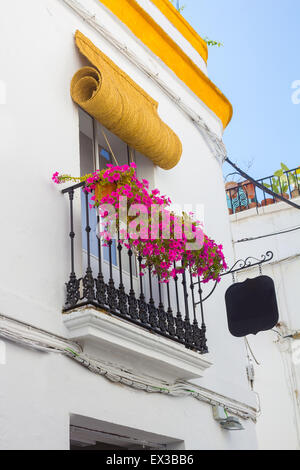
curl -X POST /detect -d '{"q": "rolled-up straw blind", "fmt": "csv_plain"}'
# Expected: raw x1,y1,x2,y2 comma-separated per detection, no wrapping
71,31,182,170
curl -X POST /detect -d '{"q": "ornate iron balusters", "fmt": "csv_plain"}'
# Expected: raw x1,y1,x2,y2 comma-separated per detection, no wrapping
127,248,138,319
157,277,167,333
138,256,148,324
148,266,158,329
190,270,202,351
174,264,184,342
166,282,176,337
62,183,217,354
182,267,193,348
117,239,128,316
65,188,80,308
82,191,95,303
106,239,118,313
197,278,208,354
95,214,106,308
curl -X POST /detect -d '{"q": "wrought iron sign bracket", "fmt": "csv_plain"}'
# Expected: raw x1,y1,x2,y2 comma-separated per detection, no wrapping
221,251,274,277
194,251,274,306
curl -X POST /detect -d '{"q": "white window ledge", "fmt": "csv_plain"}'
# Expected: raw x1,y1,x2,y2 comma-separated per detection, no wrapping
63,306,212,382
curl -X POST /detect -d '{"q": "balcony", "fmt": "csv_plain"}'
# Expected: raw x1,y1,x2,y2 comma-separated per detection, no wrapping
61,183,212,381
226,166,300,215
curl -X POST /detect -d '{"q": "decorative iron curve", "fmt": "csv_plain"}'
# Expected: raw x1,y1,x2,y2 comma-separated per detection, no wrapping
225,251,274,275
195,251,274,304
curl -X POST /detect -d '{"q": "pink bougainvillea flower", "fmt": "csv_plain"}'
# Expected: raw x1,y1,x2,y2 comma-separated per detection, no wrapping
52,162,226,284
52,172,60,184
152,189,160,196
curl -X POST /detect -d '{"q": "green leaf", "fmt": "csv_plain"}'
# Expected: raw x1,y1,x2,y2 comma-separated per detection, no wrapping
281,163,290,172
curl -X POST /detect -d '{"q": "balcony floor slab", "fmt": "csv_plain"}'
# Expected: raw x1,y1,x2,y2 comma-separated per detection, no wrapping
63,306,213,382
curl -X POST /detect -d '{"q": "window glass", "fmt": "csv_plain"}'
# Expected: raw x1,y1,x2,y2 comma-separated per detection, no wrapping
79,132,94,176
99,148,111,168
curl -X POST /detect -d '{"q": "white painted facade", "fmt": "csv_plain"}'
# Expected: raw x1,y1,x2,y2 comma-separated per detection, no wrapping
0,0,258,450
230,197,300,450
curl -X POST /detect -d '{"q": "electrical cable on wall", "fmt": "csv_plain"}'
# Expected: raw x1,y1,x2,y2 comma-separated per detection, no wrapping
245,338,260,366
235,225,300,243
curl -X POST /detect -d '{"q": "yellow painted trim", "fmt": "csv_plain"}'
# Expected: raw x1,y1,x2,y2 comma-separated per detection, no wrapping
150,0,208,63
98,0,233,128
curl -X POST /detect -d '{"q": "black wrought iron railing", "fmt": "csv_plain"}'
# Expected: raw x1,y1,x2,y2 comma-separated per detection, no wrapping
226,167,300,214
62,183,208,354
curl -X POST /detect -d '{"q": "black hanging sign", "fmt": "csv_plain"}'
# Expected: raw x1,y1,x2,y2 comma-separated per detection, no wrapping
225,276,279,337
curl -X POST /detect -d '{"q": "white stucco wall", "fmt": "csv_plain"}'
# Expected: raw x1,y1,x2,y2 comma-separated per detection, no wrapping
230,198,300,450
0,0,257,449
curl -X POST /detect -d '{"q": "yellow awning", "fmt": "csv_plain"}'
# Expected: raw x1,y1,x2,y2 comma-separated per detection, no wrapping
71,31,182,170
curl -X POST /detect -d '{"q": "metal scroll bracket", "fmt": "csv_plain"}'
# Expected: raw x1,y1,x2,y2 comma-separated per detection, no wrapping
194,251,274,307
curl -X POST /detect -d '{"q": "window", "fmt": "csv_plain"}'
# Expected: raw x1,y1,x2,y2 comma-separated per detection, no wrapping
78,108,154,287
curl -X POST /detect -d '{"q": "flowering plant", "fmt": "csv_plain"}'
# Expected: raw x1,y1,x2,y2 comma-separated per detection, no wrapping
53,164,227,283
52,163,138,202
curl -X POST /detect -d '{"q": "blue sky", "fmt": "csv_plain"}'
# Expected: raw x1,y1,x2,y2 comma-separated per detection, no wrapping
181,0,300,180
